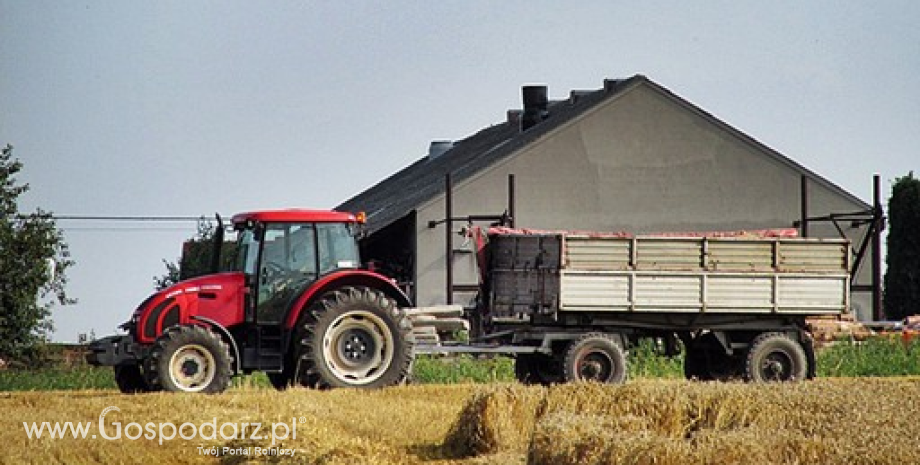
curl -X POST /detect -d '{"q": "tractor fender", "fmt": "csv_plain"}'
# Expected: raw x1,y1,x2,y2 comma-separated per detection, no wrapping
283,270,412,331
190,315,242,375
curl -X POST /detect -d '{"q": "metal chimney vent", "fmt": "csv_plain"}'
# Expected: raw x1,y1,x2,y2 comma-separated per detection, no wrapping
521,85,548,132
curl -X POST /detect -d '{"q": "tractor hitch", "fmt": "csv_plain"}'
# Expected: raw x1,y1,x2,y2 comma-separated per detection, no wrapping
86,335,141,366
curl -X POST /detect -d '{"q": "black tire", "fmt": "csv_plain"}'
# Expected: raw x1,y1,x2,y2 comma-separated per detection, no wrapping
295,286,415,389
562,333,627,384
514,353,563,385
266,371,292,390
744,332,808,383
114,364,149,394
145,325,233,393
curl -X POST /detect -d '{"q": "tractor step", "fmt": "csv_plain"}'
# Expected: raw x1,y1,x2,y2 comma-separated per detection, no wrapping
242,326,285,371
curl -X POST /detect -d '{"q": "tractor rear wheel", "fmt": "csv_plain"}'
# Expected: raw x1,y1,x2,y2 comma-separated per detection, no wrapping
296,286,414,389
562,333,627,384
146,325,233,393
114,364,150,394
266,371,292,390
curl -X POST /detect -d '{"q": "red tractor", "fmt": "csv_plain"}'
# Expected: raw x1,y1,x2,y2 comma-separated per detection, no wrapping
88,209,416,393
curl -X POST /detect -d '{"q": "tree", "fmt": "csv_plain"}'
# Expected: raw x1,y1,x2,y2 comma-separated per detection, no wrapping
883,172,920,320
0,144,73,361
154,218,236,290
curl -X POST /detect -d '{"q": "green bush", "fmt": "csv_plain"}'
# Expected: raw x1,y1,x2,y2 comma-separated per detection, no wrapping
627,339,683,379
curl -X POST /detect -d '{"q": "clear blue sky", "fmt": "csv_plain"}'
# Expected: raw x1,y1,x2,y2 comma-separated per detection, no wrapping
2,1,917,342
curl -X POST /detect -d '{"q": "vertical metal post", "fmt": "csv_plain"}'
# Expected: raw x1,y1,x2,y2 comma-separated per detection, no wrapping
445,173,453,305
800,175,809,237
507,174,516,228
872,173,883,320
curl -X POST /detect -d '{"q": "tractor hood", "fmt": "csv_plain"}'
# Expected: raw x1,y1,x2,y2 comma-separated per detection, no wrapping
130,272,247,344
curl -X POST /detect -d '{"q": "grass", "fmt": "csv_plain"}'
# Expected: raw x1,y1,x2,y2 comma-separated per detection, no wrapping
0,365,114,391
818,336,920,377
412,355,515,384
2,336,919,391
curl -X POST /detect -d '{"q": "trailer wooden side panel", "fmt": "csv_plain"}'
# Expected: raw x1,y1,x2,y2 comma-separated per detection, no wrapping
487,232,850,320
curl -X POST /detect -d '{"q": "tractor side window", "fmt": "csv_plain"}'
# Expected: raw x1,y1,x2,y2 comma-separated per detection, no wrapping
237,230,259,275
317,223,360,275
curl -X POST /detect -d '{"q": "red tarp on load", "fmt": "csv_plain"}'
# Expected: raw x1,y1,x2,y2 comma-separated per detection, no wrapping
485,226,800,238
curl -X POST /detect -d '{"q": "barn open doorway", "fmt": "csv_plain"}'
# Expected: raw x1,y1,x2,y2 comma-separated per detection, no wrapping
359,212,417,302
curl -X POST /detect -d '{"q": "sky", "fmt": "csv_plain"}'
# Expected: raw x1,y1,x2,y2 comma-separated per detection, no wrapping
1,1,917,342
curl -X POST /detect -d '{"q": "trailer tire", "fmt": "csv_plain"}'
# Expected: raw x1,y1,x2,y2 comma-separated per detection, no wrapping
146,325,233,394
114,364,149,394
744,332,808,383
296,286,414,389
562,333,627,384
514,353,563,385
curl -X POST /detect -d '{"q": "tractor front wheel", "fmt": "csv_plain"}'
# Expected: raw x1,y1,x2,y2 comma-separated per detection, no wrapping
114,364,151,394
146,325,233,393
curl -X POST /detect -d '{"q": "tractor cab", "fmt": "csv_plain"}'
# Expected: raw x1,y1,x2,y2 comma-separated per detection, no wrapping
231,210,363,326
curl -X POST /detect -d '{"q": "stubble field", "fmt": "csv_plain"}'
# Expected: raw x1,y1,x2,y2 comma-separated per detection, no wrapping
5,377,920,465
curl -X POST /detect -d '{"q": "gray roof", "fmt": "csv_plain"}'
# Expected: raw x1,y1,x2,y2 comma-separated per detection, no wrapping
337,75,869,234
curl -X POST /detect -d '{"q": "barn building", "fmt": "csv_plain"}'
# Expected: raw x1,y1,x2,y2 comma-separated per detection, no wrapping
338,75,877,320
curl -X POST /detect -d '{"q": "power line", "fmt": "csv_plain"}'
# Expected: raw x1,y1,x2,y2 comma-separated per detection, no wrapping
51,215,213,222
60,227,196,231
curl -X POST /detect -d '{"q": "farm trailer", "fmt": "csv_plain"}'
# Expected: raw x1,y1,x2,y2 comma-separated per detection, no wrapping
430,227,850,384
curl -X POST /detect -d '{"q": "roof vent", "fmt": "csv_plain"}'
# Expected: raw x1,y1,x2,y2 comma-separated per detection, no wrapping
603,78,622,93
521,85,548,132
428,140,454,160
569,90,593,104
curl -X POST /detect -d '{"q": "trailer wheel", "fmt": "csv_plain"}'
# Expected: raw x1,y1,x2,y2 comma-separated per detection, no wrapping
114,364,149,394
296,286,414,389
744,332,808,382
514,353,562,385
146,325,233,394
562,333,627,384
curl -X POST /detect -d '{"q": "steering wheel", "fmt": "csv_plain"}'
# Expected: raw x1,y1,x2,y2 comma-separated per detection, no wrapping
262,261,287,282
